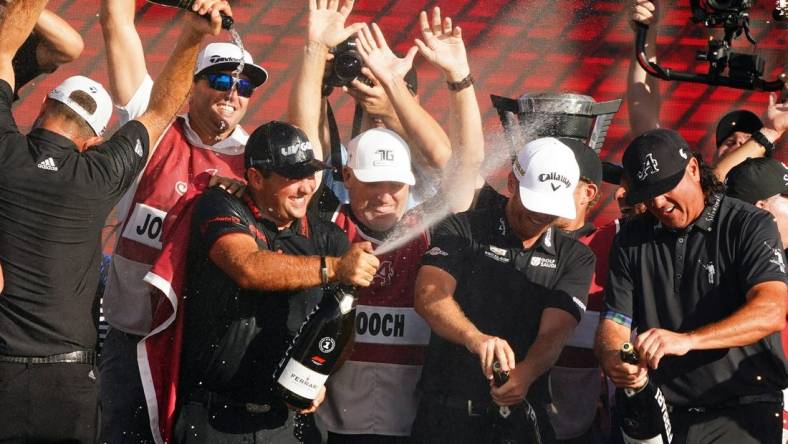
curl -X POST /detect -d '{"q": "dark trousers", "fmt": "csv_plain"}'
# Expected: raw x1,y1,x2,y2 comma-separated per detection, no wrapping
327,432,410,444
669,399,783,444
410,394,555,444
98,327,153,444
0,361,98,443
173,399,300,444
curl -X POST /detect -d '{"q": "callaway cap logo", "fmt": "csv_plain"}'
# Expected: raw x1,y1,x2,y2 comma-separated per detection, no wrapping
209,55,241,64
636,153,660,181
538,172,571,191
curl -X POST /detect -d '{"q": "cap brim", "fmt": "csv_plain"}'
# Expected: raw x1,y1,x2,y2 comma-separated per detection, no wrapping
276,158,332,179
351,168,416,186
624,168,685,206
199,62,268,87
519,186,576,219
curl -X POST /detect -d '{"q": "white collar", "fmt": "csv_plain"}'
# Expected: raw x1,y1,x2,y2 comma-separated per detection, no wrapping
179,113,248,155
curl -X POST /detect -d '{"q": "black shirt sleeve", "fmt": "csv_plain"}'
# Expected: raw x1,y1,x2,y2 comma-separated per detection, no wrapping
737,210,788,288
420,213,470,280
193,188,258,251
542,241,595,323
82,120,150,196
12,33,46,101
0,80,20,139
601,231,635,328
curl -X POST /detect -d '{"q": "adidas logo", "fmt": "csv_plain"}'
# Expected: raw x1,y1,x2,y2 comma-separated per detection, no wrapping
37,157,58,171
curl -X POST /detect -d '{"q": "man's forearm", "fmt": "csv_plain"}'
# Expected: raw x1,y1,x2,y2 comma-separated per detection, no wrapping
594,318,631,367
445,74,484,213
233,250,325,292
627,21,660,135
687,284,786,350
289,42,329,164
0,0,49,86
381,77,451,169
100,0,148,106
137,23,203,150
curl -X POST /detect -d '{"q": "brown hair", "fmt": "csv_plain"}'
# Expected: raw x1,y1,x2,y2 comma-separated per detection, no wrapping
43,90,97,137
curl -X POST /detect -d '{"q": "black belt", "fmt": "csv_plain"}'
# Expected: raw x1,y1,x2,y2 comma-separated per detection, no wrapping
671,392,783,413
186,387,278,415
0,350,96,365
423,393,488,417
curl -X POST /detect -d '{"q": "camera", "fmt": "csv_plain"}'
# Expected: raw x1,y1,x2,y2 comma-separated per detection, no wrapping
634,0,784,91
324,37,363,90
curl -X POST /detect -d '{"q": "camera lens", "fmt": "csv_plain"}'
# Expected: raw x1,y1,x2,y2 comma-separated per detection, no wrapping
334,52,362,83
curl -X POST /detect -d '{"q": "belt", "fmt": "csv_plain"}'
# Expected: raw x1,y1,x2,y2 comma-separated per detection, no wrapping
0,350,96,365
672,392,783,413
186,387,277,415
424,393,488,417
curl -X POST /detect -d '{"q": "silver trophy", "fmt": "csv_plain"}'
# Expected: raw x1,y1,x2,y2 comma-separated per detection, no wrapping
490,92,622,155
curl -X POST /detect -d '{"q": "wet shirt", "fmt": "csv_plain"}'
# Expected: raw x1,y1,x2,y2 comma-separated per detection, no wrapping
179,187,349,403
0,80,150,356
419,195,595,403
603,194,788,406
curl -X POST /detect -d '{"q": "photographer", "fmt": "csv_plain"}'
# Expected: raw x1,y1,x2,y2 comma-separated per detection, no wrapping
288,0,452,204
626,0,785,174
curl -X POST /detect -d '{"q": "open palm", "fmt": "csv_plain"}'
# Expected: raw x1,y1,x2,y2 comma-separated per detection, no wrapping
355,23,416,84
414,7,468,76
308,0,361,48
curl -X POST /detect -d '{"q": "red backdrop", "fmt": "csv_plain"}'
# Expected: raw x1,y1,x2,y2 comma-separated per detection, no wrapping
12,0,787,226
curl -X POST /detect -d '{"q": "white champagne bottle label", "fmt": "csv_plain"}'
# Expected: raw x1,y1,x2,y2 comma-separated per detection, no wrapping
277,359,329,399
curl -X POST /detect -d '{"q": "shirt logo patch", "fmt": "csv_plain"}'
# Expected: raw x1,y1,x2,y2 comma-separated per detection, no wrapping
37,157,58,171
426,247,448,256
636,153,660,181
484,245,510,263
498,218,507,236
766,242,786,274
175,181,188,195
530,255,557,269
373,260,394,287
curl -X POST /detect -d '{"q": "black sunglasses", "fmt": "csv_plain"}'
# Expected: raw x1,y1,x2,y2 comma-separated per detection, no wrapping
197,73,255,98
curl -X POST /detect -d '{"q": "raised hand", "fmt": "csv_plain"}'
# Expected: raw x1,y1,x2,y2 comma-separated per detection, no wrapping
308,0,363,49
343,68,396,122
183,0,230,36
414,7,470,82
354,23,418,87
630,0,658,29
763,92,788,142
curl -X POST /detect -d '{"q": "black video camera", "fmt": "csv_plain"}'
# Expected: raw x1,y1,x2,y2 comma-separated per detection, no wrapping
324,38,363,91
633,0,784,91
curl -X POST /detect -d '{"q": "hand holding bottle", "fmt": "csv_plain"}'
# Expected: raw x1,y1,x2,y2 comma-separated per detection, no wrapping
329,242,380,287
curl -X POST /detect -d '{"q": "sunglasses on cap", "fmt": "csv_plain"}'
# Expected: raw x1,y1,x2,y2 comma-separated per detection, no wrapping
196,73,255,98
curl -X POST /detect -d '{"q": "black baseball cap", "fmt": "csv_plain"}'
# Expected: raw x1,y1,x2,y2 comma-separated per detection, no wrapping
245,121,331,179
715,110,762,148
558,137,602,186
622,128,692,205
725,157,788,204
602,161,624,185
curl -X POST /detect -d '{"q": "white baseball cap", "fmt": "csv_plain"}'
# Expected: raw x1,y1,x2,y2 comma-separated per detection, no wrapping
194,42,268,87
47,76,113,136
346,128,416,185
513,137,580,219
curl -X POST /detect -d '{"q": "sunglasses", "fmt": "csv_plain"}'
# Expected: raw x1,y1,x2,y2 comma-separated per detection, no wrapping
197,73,255,98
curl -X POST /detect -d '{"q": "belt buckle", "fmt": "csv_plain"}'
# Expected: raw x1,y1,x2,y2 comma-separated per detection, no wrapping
467,400,481,417
245,402,272,414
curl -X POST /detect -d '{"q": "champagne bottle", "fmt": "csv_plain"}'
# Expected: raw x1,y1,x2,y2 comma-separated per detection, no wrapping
274,285,357,410
484,361,543,444
146,0,234,30
615,342,673,444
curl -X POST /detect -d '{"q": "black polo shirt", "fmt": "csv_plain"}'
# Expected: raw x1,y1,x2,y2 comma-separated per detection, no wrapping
179,187,349,403
419,194,595,403
604,193,788,406
0,80,149,356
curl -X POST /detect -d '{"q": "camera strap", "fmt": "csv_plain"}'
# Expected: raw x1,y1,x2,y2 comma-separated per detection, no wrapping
325,99,343,182
351,102,364,139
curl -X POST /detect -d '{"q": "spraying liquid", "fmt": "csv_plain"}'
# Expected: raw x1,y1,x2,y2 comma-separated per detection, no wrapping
374,129,517,255
229,28,245,94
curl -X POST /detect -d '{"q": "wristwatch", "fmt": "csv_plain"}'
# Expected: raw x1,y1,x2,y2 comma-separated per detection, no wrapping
750,130,775,157
447,73,474,92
